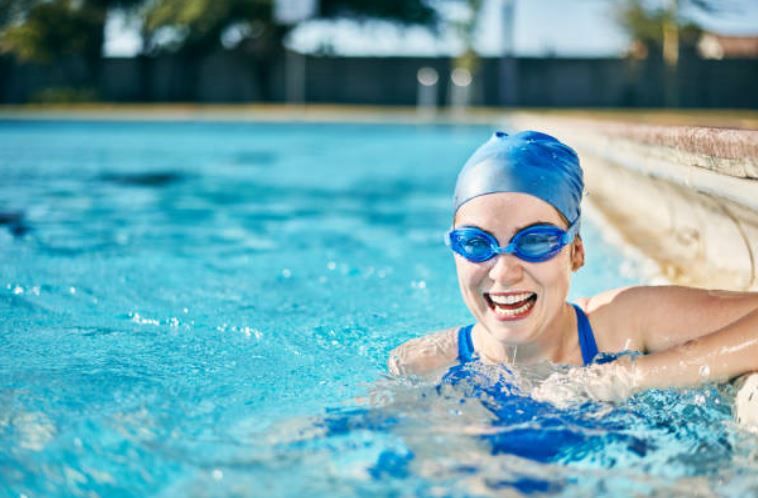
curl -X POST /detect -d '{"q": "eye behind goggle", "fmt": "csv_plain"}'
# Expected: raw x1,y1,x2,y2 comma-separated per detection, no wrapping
447,229,499,262
512,225,567,262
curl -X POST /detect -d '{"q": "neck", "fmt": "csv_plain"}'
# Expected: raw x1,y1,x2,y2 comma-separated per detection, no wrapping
473,302,576,365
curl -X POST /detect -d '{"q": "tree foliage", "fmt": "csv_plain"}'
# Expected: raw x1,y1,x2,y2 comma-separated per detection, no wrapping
448,0,483,73
614,0,721,54
0,0,142,63
319,0,437,24
140,0,438,55
0,0,438,63
141,0,272,54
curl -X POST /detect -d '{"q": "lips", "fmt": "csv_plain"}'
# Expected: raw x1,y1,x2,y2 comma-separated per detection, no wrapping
485,291,538,321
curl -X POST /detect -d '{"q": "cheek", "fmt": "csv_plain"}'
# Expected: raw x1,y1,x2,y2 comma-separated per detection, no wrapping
531,254,573,294
454,257,489,292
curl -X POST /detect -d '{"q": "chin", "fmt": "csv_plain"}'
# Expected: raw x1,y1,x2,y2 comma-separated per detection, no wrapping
479,314,528,341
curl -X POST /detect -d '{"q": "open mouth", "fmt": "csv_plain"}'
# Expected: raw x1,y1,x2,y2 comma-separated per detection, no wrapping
485,292,538,320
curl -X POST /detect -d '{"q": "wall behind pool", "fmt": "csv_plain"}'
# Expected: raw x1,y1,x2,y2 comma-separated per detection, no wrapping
507,113,758,292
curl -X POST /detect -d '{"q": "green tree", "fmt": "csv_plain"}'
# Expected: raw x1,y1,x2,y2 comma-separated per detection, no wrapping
140,0,437,55
448,0,483,74
0,0,143,99
614,0,712,58
614,0,722,106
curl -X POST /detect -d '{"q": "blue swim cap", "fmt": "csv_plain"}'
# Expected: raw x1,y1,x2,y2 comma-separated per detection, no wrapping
453,131,583,225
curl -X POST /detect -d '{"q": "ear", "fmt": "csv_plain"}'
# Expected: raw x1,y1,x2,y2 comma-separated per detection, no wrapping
570,236,585,272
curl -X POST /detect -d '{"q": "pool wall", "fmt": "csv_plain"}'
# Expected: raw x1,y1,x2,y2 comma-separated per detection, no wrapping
509,113,758,292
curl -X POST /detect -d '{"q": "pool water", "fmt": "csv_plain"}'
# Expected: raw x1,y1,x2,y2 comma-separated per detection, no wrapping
1,120,756,497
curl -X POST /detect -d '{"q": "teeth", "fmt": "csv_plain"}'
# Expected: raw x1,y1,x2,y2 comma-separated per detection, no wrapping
493,299,534,317
489,292,533,305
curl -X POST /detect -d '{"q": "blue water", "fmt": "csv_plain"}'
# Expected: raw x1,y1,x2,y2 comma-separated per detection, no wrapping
1,120,755,497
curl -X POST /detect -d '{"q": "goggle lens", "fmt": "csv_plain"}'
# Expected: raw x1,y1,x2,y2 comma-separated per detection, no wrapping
517,229,562,259
451,231,495,262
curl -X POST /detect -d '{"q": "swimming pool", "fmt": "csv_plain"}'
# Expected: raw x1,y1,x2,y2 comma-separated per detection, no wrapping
1,119,755,497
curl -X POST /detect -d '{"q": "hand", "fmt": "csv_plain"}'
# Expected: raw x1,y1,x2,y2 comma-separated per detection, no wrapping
532,357,642,408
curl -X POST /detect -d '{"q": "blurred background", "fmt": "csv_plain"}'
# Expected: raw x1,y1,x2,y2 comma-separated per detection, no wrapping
1,0,756,108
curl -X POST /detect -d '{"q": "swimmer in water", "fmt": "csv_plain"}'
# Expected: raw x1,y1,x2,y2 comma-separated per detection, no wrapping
388,130,758,403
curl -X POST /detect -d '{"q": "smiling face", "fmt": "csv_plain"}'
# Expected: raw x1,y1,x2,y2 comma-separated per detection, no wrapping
453,192,584,348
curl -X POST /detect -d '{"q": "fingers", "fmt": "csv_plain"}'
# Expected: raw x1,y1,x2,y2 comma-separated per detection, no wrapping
532,361,641,407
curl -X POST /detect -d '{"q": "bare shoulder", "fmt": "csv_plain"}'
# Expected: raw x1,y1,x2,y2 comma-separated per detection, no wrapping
576,285,641,329
387,327,460,376
579,285,712,349
577,286,647,352
586,284,757,314
579,285,640,314
582,285,758,353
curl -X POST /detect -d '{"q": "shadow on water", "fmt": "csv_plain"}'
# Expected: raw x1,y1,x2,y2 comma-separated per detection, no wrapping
0,211,31,237
100,171,188,187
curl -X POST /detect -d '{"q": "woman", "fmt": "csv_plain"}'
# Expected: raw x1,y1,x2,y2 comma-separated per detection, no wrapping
388,130,758,403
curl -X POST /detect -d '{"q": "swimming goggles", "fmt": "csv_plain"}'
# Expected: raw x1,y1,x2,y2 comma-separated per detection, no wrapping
445,222,579,263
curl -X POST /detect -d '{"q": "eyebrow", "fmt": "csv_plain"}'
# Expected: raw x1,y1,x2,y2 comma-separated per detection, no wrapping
458,221,559,235
455,221,561,243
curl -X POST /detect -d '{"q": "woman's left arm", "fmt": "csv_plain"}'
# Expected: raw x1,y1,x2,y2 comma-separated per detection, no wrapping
535,286,757,405
629,306,758,391
597,285,758,354
535,312,758,405
582,286,758,397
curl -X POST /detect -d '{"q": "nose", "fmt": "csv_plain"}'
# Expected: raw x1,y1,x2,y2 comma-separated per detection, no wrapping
487,252,524,285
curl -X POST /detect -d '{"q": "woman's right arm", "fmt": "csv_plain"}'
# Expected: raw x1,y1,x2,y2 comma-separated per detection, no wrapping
387,327,460,376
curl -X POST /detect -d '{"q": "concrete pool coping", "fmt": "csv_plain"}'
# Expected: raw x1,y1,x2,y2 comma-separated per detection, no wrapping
2,104,758,128
0,103,506,124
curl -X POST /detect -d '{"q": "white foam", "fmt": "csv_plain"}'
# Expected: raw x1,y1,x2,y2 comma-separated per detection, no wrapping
735,373,758,431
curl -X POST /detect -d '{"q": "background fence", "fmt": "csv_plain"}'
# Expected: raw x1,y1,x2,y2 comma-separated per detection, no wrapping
2,53,757,108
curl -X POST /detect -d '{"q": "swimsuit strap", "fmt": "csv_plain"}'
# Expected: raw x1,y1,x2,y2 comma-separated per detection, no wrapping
457,305,598,366
572,303,599,365
457,324,476,363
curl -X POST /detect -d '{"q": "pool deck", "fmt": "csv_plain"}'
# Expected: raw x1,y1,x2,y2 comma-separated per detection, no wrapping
0,103,506,124
2,104,757,128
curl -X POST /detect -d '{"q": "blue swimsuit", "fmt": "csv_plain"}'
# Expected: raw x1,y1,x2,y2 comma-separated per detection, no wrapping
456,303,600,366
317,304,646,480
437,303,645,464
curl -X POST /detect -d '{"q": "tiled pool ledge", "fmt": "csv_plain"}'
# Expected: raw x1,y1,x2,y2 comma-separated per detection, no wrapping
508,113,758,292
